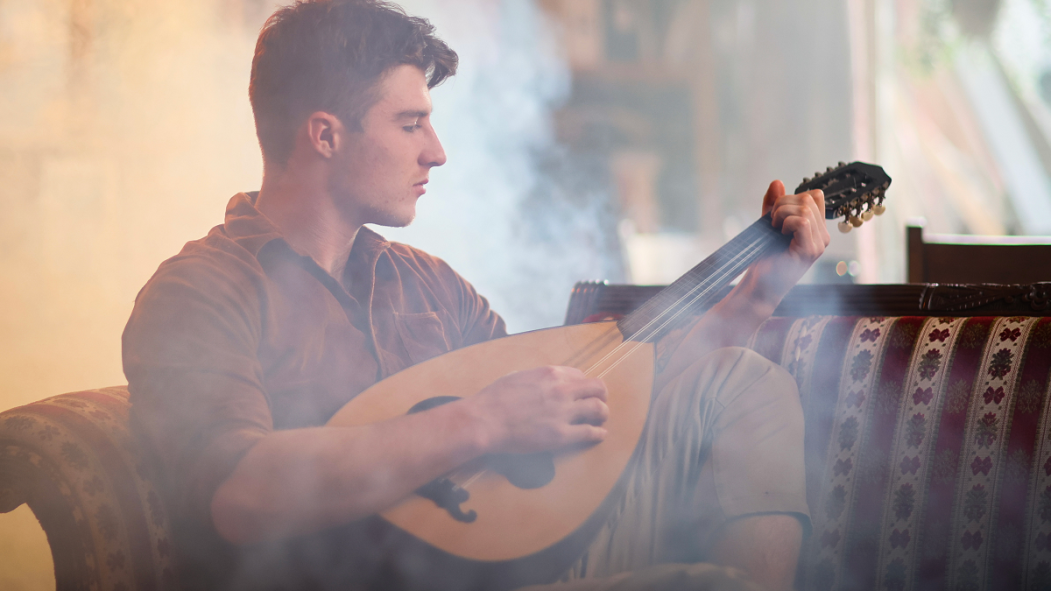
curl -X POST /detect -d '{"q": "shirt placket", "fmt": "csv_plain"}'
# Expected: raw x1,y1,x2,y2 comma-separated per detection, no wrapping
279,240,389,381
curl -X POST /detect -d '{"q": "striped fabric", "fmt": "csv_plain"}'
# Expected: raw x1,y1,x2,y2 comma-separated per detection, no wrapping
745,316,1051,591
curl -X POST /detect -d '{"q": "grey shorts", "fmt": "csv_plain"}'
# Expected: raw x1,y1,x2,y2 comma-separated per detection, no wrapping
522,347,810,590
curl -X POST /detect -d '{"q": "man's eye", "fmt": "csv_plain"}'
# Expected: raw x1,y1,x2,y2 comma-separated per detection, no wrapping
403,121,421,132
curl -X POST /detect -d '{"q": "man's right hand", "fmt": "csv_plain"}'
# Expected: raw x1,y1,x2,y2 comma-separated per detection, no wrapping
467,366,609,455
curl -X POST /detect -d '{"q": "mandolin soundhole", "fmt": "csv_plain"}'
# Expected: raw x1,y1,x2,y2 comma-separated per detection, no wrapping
406,396,558,521
485,452,555,489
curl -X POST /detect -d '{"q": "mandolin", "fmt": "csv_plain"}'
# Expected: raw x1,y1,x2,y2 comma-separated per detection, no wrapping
327,161,892,590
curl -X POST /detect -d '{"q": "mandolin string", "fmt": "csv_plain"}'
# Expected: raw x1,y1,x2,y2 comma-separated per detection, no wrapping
586,181,883,377
582,236,766,377
558,325,625,370
618,217,777,336
584,235,772,379
622,223,775,341
456,238,770,493
590,240,769,379
631,240,766,344
626,238,769,344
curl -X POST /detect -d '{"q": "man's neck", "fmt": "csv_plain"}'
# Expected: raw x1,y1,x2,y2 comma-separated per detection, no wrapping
256,163,361,281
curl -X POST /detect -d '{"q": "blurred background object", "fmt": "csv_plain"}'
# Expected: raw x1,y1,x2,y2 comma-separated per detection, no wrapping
907,221,1051,283
4,0,1051,588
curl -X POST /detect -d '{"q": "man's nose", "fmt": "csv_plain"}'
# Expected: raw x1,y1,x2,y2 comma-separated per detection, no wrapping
421,127,447,168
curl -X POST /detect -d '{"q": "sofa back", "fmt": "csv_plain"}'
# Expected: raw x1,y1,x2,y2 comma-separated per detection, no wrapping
567,281,1051,590
749,315,1051,590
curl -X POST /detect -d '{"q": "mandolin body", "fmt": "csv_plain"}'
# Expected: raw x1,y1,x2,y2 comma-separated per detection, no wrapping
326,321,654,587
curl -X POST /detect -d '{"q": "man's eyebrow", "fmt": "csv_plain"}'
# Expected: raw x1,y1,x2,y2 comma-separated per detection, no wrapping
393,110,430,120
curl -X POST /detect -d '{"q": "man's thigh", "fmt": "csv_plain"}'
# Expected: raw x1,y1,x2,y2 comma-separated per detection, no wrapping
555,347,808,583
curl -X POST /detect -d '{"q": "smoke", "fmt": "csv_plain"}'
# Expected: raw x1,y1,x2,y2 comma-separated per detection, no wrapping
0,0,618,413
379,0,624,332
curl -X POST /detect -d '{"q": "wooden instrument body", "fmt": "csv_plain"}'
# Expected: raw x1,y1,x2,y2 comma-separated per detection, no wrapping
327,321,654,568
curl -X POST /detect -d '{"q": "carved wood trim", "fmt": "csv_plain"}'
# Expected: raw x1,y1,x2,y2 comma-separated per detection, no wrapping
919,283,1051,313
564,282,1051,324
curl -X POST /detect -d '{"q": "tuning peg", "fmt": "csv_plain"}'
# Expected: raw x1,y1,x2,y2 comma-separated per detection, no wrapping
861,210,874,221
802,177,811,183
826,166,834,172
838,161,846,167
850,215,863,227
838,221,853,233
873,204,886,215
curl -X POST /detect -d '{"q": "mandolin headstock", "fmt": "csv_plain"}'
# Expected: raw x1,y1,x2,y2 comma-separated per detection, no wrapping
795,161,892,233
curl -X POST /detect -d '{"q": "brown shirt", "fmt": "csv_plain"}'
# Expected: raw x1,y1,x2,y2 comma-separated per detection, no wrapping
123,193,506,558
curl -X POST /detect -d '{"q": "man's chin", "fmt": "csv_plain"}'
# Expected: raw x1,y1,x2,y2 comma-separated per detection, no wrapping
371,212,416,229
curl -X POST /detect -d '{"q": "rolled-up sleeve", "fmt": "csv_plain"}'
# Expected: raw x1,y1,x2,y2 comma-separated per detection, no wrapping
435,258,507,347
123,249,273,525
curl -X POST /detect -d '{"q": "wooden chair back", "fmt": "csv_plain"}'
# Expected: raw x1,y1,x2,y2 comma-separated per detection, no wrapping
907,225,1051,284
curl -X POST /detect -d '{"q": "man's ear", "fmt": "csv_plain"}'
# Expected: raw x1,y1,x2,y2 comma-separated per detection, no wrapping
305,111,342,158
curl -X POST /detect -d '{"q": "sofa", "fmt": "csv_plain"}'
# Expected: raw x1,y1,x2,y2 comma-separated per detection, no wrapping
3,281,1051,590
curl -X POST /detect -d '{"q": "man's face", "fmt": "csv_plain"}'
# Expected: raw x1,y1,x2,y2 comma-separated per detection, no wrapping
330,64,447,227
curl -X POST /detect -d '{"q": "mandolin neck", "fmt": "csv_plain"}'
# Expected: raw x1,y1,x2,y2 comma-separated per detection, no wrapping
616,213,792,342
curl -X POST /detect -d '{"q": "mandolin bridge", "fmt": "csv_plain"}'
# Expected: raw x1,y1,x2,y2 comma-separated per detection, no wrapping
415,477,477,523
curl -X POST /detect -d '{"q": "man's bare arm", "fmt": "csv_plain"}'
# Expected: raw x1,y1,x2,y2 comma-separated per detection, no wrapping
710,514,803,591
211,365,609,544
655,182,829,392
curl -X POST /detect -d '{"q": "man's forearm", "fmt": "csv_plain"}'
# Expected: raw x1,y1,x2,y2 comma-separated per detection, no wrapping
654,268,781,393
211,364,610,546
211,399,488,544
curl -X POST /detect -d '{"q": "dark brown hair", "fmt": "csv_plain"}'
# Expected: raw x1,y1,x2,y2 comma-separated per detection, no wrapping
249,0,458,166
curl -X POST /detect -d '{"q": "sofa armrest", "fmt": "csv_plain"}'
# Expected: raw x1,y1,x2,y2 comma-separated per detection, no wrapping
0,387,175,591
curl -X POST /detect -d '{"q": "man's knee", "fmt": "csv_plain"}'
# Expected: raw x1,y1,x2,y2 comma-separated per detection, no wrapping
703,348,809,521
669,346,799,416
649,346,803,465
708,347,802,441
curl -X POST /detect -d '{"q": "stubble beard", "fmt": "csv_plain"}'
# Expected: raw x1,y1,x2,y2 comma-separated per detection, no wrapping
363,199,416,229
332,184,416,229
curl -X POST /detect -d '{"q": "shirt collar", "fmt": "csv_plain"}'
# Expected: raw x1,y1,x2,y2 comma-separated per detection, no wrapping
222,191,392,261
222,192,285,256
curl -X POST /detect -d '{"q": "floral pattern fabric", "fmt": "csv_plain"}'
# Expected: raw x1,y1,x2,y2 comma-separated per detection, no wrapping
0,387,174,591
875,317,967,591
946,318,1037,590
802,316,897,591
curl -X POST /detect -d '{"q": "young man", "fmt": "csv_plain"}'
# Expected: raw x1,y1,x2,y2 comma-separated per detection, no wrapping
123,1,830,589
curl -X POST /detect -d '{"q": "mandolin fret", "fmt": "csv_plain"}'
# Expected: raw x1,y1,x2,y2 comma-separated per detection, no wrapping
617,214,789,342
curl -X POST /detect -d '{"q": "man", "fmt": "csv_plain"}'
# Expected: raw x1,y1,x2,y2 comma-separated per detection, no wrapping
123,1,830,590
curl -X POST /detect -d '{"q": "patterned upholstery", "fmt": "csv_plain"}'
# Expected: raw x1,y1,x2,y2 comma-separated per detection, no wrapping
742,315,1051,591
4,316,1051,590
0,386,175,591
